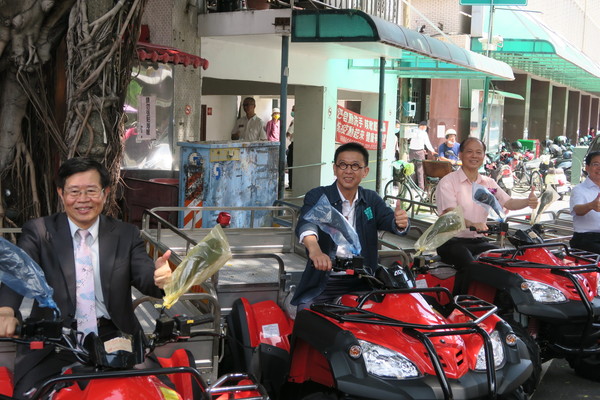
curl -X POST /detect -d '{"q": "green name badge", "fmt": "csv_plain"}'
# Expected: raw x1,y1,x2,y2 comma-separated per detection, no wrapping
364,207,373,220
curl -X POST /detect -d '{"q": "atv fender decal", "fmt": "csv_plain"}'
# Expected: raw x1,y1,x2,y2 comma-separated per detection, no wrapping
262,323,281,338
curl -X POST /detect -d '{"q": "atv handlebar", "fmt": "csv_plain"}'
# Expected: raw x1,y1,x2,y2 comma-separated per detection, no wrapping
469,222,509,235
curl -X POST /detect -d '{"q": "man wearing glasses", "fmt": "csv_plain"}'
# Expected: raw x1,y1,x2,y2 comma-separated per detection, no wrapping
291,142,410,311
570,151,600,253
231,97,266,141
0,157,172,398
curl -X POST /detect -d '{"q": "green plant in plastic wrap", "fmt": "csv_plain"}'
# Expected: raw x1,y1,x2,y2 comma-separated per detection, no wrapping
163,225,232,308
413,206,466,256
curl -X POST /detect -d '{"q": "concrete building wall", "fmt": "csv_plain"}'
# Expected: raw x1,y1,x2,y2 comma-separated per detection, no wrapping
141,0,203,168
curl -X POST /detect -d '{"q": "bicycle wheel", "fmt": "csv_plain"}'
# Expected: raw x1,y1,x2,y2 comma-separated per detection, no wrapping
384,180,412,212
428,186,439,215
530,171,544,197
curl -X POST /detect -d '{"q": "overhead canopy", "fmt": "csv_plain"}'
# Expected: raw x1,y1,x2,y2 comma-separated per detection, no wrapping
291,9,514,80
136,42,209,70
471,8,600,94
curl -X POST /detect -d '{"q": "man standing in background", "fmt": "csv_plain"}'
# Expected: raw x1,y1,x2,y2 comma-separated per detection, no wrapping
231,97,265,141
407,121,437,189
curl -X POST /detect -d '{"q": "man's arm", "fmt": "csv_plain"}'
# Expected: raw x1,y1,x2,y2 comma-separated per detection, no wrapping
572,193,600,216
302,235,332,271
504,187,538,211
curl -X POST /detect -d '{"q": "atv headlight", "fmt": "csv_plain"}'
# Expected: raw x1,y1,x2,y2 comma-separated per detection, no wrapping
475,331,505,371
358,340,421,379
521,280,567,303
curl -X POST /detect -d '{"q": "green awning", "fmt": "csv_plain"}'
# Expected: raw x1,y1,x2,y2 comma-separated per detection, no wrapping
492,90,524,100
471,8,600,94
291,10,514,81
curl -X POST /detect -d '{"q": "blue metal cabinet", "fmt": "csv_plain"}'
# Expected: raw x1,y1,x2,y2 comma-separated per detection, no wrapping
178,141,279,228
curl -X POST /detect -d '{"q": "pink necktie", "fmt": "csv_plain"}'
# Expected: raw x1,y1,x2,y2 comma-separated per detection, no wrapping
74,229,97,336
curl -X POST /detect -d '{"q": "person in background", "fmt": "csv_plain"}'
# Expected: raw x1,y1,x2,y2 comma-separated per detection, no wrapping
265,107,281,142
0,157,172,398
438,129,460,165
394,120,401,161
407,121,437,189
570,151,600,254
231,97,265,141
291,142,410,311
286,105,295,190
436,137,538,294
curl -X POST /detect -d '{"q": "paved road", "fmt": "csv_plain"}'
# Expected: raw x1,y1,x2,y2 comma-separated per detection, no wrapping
533,359,600,399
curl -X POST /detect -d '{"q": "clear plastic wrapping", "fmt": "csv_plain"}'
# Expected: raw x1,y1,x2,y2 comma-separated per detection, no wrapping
163,225,232,309
472,183,506,222
0,238,58,312
303,194,361,256
413,207,466,255
531,187,559,225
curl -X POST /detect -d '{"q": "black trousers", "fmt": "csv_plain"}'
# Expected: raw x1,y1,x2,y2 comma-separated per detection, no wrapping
570,232,600,254
296,274,368,312
437,237,498,295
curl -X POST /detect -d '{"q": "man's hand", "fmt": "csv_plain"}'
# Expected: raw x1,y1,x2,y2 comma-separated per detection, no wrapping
0,307,18,338
590,193,600,212
154,250,172,289
528,186,539,209
303,235,332,271
394,201,408,229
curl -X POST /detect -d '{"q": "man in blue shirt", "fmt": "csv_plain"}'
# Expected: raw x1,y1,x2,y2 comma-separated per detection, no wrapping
291,142,410,310
438,129,460,165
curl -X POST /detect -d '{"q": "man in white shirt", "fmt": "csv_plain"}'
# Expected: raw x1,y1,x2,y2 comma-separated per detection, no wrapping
231,97,266,141
408,121,437,189
570,151,600,253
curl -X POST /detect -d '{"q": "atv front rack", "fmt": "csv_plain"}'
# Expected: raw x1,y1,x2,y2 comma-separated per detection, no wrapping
311,288,500,400
478,242,600,357
477,242,600,269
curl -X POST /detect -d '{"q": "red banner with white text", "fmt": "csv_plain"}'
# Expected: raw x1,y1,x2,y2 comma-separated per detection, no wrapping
335,105,388,150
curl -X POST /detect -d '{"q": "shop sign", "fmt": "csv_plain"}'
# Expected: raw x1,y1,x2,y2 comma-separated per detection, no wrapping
335,105,388,150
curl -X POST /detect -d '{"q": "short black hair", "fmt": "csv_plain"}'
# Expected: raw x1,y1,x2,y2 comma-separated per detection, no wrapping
56,157,111,189
459,137,486,153
242,97,255,105
585,150,600,165
418,121,427,126
334,142,369,165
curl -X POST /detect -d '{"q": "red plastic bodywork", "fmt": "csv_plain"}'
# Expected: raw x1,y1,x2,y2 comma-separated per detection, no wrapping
240,297,293,351
241,292,498,383
483,247,598,301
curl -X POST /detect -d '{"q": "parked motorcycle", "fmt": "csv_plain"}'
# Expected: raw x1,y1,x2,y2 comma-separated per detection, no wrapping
412,190,600,394
484,152,514,196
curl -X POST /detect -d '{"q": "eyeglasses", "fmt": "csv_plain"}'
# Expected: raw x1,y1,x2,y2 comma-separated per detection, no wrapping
64,187,104,199
590,162,600,168
336,162,365,171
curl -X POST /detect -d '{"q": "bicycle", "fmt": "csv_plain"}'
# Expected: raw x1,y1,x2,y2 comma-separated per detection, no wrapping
384,160,438,214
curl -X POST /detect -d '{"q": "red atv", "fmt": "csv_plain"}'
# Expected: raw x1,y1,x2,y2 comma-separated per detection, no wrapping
0,309,267,400
413,223,600,395
225,256,533,400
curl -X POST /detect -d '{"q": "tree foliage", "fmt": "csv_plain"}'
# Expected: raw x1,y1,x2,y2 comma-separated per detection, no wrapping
0,0,147,234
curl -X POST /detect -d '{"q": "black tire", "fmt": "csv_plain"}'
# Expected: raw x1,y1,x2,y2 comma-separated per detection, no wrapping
498,386,527,400
572,354,600,381
428,186,439,215
530,171,544,197
300,392,339,400
507,320,542,396
384,180,412,212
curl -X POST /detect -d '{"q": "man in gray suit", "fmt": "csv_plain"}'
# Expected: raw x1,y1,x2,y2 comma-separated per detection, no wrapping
0,157,172,398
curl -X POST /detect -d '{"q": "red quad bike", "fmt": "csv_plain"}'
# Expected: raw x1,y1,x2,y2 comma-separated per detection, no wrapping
0,308,268,400
413,223,600,395
225,256,533,400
